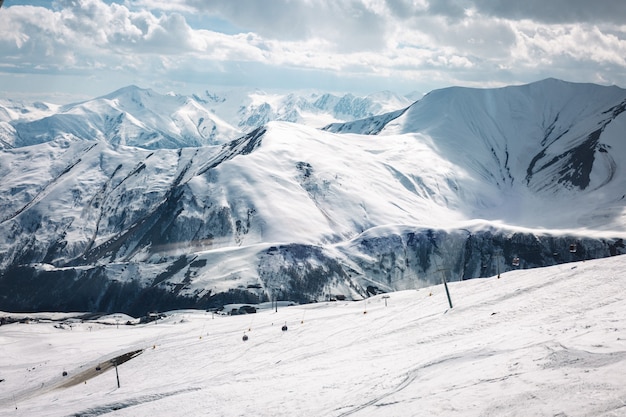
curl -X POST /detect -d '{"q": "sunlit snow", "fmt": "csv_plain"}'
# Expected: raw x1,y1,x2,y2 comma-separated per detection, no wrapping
1,255,625,416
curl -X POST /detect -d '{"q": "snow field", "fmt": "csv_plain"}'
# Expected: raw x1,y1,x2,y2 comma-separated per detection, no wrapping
1,255,625,416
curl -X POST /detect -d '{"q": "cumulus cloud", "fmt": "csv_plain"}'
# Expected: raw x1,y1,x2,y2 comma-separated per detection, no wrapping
1,0,625,99
0,1,264,71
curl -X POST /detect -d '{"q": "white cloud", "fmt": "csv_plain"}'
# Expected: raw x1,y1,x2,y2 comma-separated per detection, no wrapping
1,0,625,101
508,22,626,72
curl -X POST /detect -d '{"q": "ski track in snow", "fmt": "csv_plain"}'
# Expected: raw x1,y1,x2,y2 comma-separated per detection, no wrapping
1,256,625,416
68,388,202,417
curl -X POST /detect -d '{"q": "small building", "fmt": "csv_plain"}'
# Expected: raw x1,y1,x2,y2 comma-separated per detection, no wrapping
230,305,257,315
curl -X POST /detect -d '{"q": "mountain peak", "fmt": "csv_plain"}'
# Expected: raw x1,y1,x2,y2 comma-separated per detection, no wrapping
1,79,626,315
105,84,151,95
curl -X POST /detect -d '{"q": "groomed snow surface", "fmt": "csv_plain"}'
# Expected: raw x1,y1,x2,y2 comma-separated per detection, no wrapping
2,255,626,417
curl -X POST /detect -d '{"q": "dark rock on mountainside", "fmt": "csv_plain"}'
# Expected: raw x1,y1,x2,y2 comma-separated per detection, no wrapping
1,79,626,314
1,228,623,315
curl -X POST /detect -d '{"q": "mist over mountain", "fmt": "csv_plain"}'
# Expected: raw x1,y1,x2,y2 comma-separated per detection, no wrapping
0,79,625,315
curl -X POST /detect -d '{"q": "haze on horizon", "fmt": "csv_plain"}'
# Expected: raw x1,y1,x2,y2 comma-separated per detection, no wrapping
1,0,626,103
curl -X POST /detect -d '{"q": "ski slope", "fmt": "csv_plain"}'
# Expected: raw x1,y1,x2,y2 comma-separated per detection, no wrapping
1,255,625,416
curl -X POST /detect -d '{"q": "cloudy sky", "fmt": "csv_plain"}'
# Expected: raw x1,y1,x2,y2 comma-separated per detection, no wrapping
1,0,626,102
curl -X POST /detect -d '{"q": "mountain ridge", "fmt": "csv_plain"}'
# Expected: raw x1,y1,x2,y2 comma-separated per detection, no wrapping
0,86,414,150
1,79,625,314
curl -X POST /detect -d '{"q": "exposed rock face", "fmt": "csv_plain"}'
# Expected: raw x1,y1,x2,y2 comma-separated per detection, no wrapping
1,229,622,316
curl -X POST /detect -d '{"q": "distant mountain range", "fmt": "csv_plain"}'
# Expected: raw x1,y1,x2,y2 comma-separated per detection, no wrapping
0,87,416,149
0,79,625,315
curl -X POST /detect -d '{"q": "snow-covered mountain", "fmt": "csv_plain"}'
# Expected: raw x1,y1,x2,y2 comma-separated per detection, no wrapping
0,87,414,150
0,79,625,315
0,99,60,123
2,255,626,416
0,99,61,149
0,87,240,149
193,88,415,132
325,78,626,228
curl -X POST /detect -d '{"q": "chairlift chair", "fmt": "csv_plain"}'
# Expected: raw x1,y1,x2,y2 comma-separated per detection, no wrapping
569,243,577,253
512,257,520,267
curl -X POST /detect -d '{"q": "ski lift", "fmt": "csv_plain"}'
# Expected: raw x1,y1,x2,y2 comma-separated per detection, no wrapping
569,243,577,253
281,323,288,332
242,334,248,342
512,257,520,267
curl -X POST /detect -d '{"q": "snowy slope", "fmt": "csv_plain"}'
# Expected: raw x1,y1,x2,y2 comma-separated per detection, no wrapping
0,121,469,267
1,255,625,417
0,79,625,314
380,79,626,193
327,78,626,230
